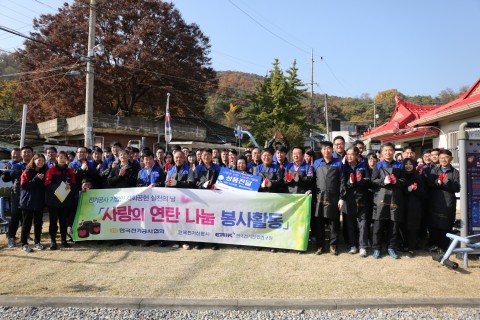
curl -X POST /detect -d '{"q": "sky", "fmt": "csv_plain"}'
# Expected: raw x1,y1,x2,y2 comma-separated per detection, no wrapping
1,0,480,98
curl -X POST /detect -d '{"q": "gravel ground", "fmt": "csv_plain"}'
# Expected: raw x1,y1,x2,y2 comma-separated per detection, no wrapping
1,307,479,320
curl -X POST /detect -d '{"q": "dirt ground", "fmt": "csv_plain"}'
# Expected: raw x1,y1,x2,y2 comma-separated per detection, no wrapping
0,224,479,299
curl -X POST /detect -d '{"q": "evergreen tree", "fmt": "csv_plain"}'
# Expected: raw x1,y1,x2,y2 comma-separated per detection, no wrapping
245,59,307,147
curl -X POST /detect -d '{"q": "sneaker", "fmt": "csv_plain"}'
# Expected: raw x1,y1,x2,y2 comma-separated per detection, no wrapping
7,238,15,248
61,241,71,249
270,248,277,253
348,247,358,254
406,251,415,258
314,248,324,255
159,241,166,248
359,248,367,258
50,242,58,250
387,248,399,259
22,244,33,253
330,245,338,256
194,244,203,250
211,244,219,250
182,243,191,250
372,249,381,259
34,243,46,251
171,243,180,249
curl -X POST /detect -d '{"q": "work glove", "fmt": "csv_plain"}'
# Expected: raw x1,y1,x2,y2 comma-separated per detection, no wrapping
261,177,271,188
293,171,299,182
416,164,423,174
285,172,293,183
356,171,362,182
437,173,448,185
407,182,417,192
384,175,391,185
389,174,397,184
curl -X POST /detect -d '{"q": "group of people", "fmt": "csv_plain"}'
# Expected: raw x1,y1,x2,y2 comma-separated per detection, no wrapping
1,136,460,258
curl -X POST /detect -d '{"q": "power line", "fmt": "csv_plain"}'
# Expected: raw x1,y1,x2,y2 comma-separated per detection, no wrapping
227,0,309,55
0,64,80,79
322,59,353,97
0,65,75,135
0,12,32,25
6,0,44,15
33,0,56,10
0,24,71,56
2,4,38,21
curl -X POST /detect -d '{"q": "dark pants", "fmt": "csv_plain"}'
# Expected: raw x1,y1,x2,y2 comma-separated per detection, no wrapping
406,229,418,251
7,192,20,239
372,220,399,251
21,209,43,246
343,213,358,248
315,216,339,249
48,206,70,243
429,228,450,251
68,201,79,229
358,218,370,249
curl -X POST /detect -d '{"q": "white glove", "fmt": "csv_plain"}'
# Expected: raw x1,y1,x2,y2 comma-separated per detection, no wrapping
168,178,177,187
338,199,344,211
202,180,210,189
384,175,391,185
261,178,272,188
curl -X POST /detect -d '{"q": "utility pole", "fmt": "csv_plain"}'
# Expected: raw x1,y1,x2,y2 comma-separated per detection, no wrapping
324,94,329,137
20,104,27,148
84,0,97,148
373,98,376,129
310,49,314,98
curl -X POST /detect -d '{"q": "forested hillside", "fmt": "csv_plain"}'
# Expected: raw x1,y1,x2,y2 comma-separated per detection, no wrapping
207,70,468,130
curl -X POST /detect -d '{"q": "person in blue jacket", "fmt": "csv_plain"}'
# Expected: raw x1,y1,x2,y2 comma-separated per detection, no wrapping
371,142,405,259
313,141,345,256
7,146,33,248
193,148,221,250
137,151,165,187
341,146,367,255
19,153,48,253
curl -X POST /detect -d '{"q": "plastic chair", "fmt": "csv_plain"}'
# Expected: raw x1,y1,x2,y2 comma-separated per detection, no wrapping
433,233,480,269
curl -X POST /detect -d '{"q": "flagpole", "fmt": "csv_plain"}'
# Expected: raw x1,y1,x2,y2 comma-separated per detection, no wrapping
165,93,172,152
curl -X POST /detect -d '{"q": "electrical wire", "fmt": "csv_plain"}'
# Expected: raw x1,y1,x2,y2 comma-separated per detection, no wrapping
0,64,80,79
227,0,309,55
0,24,71,56
0,61,80,135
